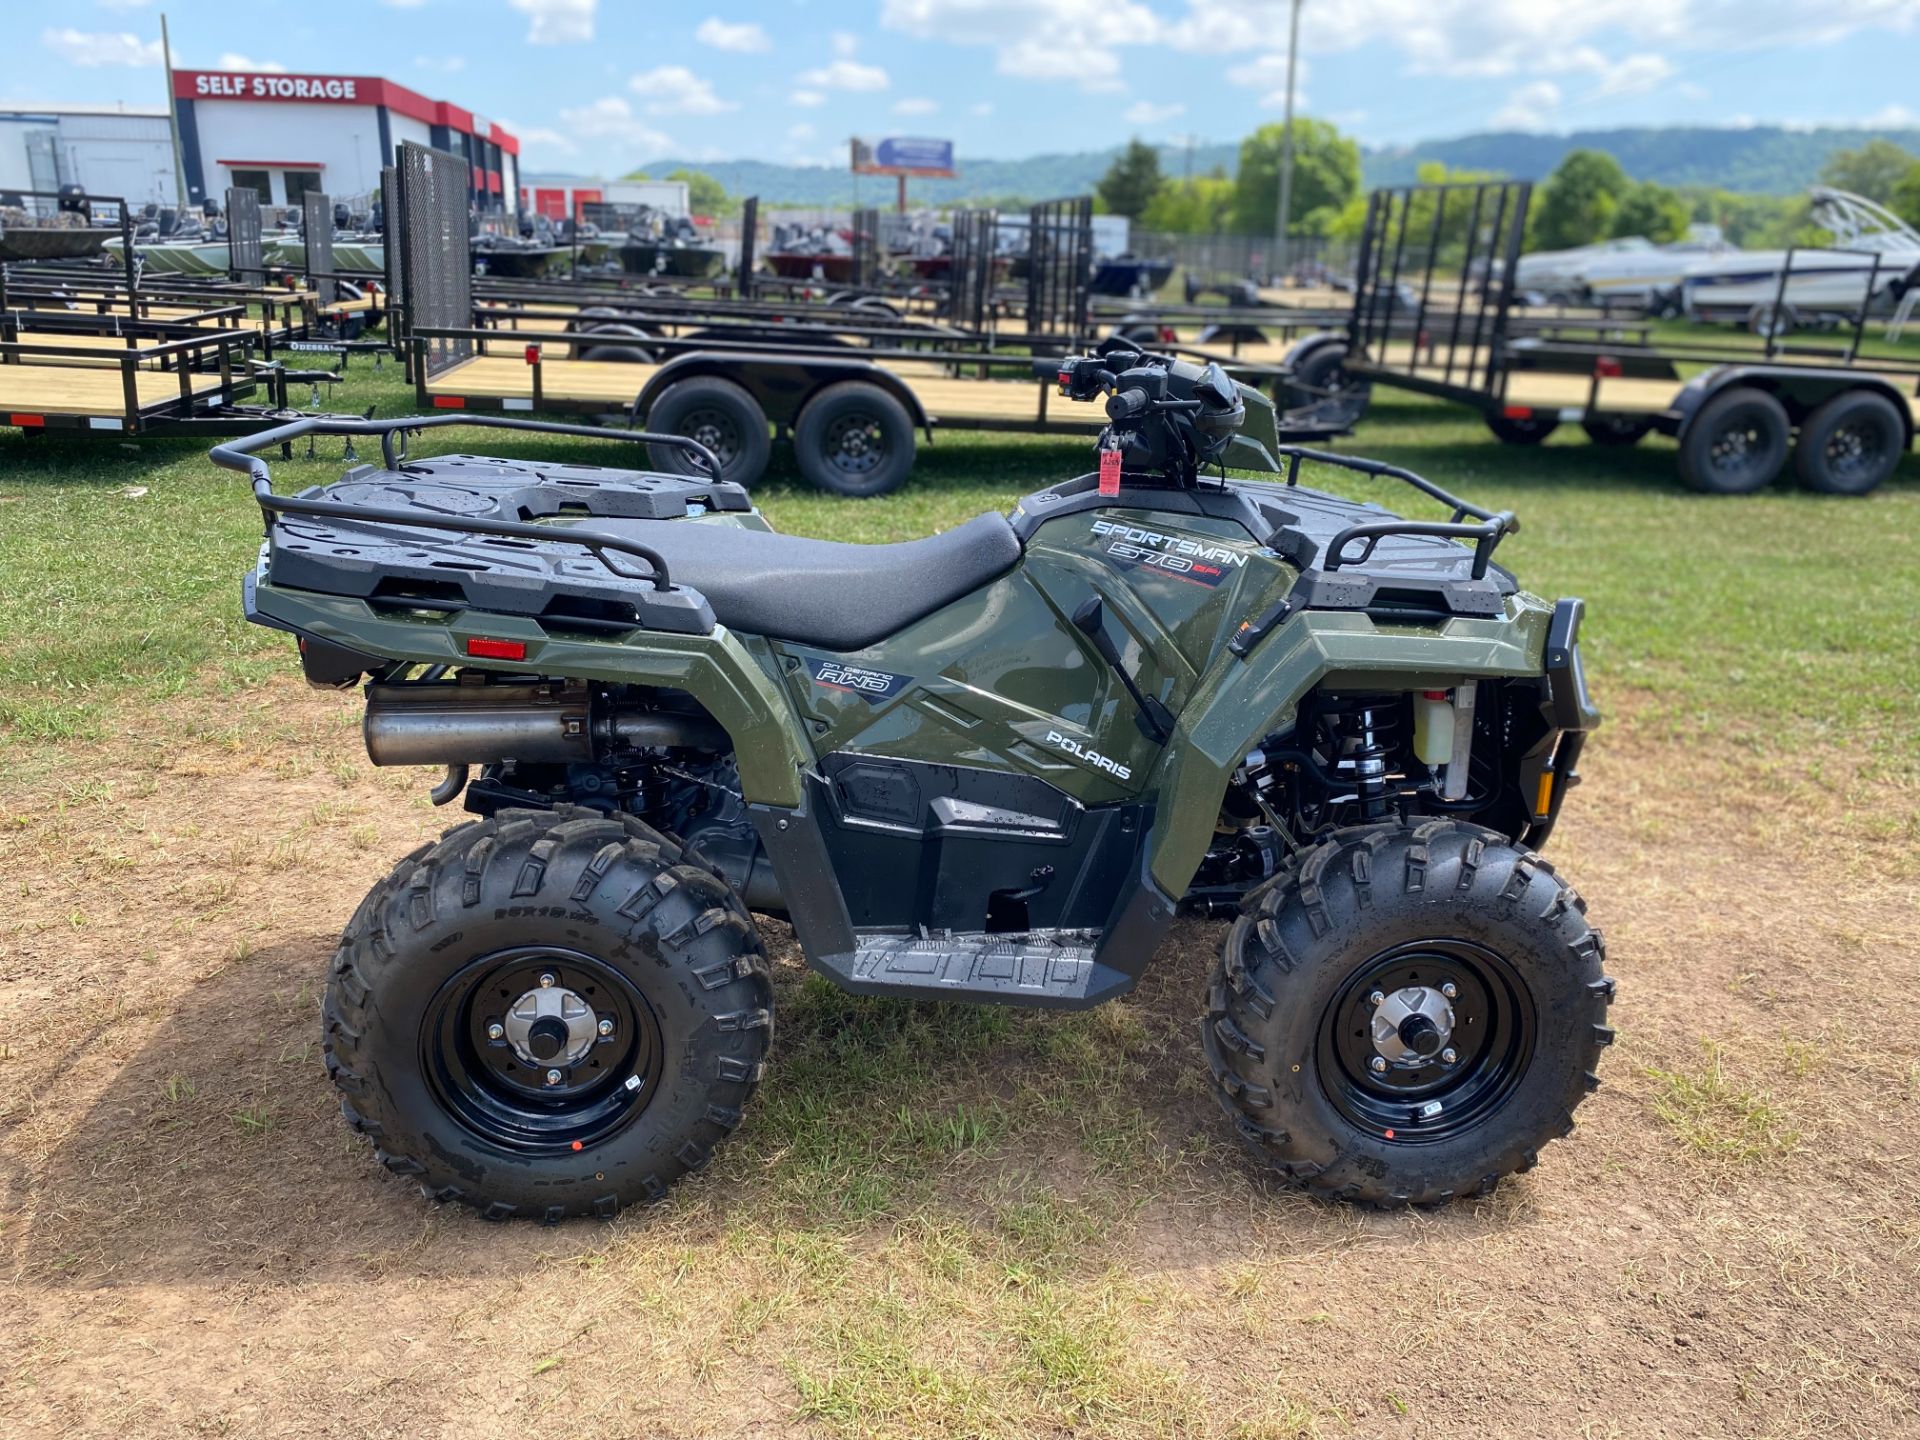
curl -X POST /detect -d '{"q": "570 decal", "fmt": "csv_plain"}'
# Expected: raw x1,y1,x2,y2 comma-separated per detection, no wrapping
1090,520,1249,588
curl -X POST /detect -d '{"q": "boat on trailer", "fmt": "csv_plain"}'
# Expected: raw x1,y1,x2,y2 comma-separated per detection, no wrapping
1681,189,1920,327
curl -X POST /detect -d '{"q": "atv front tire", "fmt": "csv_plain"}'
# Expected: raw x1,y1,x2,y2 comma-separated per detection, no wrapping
1204,820,1613,1207
323,807,771,1221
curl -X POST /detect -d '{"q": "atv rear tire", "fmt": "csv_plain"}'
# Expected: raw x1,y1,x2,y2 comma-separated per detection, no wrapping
1204,820,1614,1208
322,806,771,1221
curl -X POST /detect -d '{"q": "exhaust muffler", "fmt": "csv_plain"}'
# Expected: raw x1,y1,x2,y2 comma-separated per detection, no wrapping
363,681,724,767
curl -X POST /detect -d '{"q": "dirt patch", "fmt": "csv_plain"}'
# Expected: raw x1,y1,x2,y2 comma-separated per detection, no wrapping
2,680,1917,1438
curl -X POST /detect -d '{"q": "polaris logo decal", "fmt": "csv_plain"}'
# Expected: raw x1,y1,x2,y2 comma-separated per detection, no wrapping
1090,520,1248,587
1046,730,1132,781
807,658,910,704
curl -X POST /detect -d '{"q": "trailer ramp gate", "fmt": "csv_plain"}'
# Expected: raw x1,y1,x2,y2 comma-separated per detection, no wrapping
227,189,264,286
399,142,473,380
302,191,336,306
947,207,997,337
1027,196,1093,344
1348,180,1530,399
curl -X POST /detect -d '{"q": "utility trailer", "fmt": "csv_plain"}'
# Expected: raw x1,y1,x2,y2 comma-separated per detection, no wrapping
1321,180,1919,496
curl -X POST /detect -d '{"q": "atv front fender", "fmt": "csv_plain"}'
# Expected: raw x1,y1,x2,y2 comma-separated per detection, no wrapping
248,578,814,807
1145,602,1565,896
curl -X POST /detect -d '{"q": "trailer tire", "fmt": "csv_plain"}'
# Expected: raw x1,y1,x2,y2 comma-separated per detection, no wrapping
1580,416,1652,447
1282,342,1369,423
1678,386,1790,495
1485,413,1560,445
1746,303,1796,340
577,325,655,364
643,376,772,487
1793,389,1904,496
793,381,916,498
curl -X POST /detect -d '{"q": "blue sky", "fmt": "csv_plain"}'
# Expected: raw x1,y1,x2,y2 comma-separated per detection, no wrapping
22,0,1920,174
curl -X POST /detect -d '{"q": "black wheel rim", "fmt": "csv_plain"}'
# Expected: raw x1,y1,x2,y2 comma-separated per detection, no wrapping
681,407,742,467
422,945,664,1155
1707,412,1776,484
823,413,886,476
1825,417,1888,485
1317,939,1534,1143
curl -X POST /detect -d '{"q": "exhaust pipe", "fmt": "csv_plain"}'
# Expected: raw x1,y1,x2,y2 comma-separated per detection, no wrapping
363,682,725,767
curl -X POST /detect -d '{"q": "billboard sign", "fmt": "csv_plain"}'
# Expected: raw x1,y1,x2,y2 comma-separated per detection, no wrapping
851,136,955,179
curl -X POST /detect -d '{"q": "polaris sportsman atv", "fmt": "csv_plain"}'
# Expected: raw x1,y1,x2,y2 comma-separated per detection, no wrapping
219,349,1611,1220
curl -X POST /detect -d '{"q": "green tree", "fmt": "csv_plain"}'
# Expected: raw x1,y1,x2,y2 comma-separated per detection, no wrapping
1096,140,1165,221
1140,172,1235,234
668,168,734,217
1891,166,1920,229
1818,139,1920,203
1531,149,1629,250
1229,118,1361,237
1612,180,1690,242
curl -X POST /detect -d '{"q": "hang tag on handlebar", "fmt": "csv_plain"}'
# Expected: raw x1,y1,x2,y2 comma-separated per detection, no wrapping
1098,444,1122,497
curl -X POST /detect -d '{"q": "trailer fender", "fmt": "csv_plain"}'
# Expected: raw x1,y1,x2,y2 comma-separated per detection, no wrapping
1674,365,1915,445
1278,329,1348,374
633,351,932,436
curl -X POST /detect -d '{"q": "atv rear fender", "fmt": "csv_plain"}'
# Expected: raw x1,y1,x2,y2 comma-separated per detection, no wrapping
245,577,815,807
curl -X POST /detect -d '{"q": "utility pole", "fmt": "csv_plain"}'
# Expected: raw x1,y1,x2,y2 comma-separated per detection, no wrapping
1273,0,1303,280
160,13,190,209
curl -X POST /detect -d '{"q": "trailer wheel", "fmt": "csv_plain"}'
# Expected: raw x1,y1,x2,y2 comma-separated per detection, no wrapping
794,381,916,498
1793,389,1905,496
643,376,772,486
577,324,655,364
1580,415,1652,447
1678,386,1790,495
1485,413,1560,445
1746,303,1796,339
1281,342,1370,425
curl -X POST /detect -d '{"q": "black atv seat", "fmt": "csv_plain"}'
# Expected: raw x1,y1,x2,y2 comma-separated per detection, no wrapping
597,511,1022,651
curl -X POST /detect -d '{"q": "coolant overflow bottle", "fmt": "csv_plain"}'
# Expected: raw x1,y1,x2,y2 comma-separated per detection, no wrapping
1413,690,1455,767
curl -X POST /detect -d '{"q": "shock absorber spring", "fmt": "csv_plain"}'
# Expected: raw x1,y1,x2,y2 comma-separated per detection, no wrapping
1321,694,1403,820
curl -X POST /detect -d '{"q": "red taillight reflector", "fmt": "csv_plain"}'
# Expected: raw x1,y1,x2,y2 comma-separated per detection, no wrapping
1594,355,1623,378
524,344,541,365
1501,405,1533,420
432,395,466,409
466,637,527,660
8,413,45,427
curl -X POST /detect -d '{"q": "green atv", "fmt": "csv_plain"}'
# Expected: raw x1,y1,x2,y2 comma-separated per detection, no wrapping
218,349,1612,1220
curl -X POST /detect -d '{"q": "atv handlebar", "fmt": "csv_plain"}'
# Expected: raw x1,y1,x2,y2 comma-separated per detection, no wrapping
212,415,729,594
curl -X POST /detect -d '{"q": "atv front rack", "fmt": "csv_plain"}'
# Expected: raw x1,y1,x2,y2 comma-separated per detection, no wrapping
1272,445,1518,582
210,414,726,593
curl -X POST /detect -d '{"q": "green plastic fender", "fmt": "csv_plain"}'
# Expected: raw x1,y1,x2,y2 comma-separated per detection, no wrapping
1143,600,1557,897
249,579,814,807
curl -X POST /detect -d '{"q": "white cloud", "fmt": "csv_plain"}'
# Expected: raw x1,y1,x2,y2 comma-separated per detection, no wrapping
1867,103,1920,126
42,28,163,66
695,18,769,52
796,57,890,91
1492,80,1561,130
788,121,816,141
1591,52,1673,97
558,95,669,152
894,97,938,115
1224,51,1311,106
832,31,860,57
971,101,994,117
507,0,595,45
413,54,468,73
1123,100,1184,125
630,64,734,115
790,89,826,107
882,0,1157,93
219,53,289,73
516,126,578,155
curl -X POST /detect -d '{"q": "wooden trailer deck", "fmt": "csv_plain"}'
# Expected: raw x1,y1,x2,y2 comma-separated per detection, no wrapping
1,329,253,369
0,362,230,418
423,353,1092,427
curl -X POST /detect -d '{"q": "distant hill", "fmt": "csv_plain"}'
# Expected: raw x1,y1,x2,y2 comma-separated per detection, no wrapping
642,126,1920,206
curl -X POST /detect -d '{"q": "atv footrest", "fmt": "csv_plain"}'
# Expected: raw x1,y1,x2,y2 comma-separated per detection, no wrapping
822,930,1128,1008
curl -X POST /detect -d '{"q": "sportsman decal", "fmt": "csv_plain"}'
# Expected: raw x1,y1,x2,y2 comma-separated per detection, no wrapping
1088,519,1249,588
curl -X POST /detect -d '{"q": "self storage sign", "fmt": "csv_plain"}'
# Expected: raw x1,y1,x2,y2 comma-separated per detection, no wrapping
185,72,363,102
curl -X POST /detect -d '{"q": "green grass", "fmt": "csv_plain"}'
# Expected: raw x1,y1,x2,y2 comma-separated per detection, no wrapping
1,352,1916,768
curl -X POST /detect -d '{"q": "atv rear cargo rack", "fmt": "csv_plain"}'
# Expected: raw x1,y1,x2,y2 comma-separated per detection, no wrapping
211,415,737,632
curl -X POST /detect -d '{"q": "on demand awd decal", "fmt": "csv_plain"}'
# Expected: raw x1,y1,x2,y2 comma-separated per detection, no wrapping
805,658,912,704
1089,519,1249,587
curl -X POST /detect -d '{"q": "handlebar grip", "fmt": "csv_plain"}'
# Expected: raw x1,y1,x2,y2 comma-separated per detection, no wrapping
1031,357,1063,381
1106,388,1150,421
